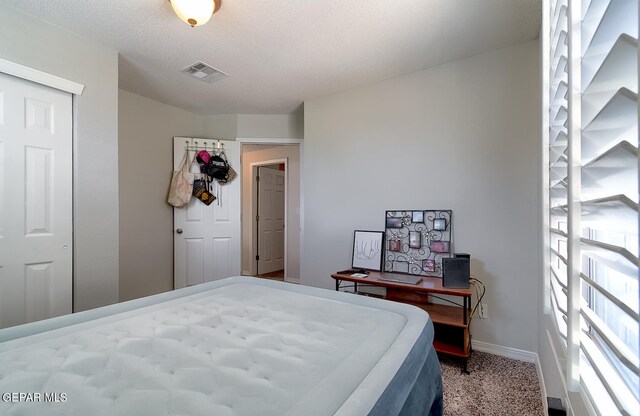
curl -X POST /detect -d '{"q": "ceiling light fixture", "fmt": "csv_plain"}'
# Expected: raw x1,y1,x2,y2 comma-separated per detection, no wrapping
169,0,221,27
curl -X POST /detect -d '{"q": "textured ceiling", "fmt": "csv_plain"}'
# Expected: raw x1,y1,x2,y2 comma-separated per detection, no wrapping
3,0,541,114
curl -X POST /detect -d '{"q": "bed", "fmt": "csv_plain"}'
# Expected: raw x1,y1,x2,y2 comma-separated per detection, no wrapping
0,276,443,416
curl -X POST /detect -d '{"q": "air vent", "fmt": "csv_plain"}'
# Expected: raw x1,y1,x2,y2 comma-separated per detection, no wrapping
180,61,228,84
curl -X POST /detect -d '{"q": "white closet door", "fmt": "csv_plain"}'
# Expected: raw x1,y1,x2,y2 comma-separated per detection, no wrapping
0,72,73,329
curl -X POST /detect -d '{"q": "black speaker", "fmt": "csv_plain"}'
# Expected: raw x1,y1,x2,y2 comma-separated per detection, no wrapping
443,257,470,288
454,253,470,259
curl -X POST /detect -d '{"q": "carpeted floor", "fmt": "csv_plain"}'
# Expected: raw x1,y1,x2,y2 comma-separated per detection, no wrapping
256,270,285,281
440,351,545,416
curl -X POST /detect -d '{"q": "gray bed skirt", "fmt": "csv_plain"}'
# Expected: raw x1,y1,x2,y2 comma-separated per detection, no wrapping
369,321,444,416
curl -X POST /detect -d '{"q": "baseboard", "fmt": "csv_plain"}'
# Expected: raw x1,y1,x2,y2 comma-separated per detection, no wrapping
471,340,537,363
546,329,575,416
536,351,549,415
285,277,300,284
471,340,548,414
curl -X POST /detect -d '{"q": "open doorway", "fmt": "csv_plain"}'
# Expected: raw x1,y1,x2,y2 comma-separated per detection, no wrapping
240,143,301,283
255,164,285,280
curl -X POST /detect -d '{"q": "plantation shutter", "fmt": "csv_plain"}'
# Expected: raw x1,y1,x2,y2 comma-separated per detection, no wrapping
548,0,570,344
546,0,639,414
578,0,638,413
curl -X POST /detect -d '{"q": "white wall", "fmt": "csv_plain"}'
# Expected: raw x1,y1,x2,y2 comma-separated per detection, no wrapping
0,4,120,311
203,113,304,140
237,114,303,139
118,89,204,301
302,41,541,352
241,145,301,281
203,114,238,141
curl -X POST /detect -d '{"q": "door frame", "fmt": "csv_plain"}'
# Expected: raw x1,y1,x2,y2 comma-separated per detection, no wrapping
252,159,288,278
0,57,85,95
237,138,303,283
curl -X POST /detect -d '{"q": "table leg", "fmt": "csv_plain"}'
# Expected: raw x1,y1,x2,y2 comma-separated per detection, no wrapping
463,297,468,325
354,282,358,294
335,279,340,291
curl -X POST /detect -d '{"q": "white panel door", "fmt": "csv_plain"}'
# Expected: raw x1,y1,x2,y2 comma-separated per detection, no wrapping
0,72,73,329
174,138,241,288
257,167,285,274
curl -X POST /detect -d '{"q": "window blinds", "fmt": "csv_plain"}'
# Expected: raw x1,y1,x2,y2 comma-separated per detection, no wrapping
549,0,570,343
546,0,639,414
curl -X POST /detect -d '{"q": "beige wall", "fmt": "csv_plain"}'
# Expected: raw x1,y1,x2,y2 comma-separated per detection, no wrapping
0,3,120,311
241,145,301,281
303,41,541,352
118,90,204,301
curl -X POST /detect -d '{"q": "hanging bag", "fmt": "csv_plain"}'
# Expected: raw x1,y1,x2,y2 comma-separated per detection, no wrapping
206,152,230,182
167,150,195,207
217,150,238,185
193,174,216,206
222,165,237,185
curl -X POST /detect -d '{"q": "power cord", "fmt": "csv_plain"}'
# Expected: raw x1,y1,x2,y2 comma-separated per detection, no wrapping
467,276,486,351
469,276,486,320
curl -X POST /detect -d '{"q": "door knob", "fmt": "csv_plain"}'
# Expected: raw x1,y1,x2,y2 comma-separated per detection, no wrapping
176,228,183,234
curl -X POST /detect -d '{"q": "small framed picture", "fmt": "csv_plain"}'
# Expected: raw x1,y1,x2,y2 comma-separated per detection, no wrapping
430,241,450,253
386,217,403,229
423,259,436,273
389,239,402,252
409,231,421,249
433,218,447,231
412,211,424,223
352,230,384,271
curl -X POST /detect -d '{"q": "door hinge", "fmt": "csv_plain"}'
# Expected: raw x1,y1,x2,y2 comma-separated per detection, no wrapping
256,175,260,182
256,255,260,261
256,215,260,222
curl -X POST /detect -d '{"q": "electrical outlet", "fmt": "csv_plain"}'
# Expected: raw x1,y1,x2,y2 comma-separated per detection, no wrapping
480,303,488,319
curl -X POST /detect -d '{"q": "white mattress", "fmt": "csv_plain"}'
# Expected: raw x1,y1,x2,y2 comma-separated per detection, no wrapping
0,277,430,416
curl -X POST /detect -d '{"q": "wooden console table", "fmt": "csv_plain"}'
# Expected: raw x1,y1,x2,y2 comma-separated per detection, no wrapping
331,271,473,372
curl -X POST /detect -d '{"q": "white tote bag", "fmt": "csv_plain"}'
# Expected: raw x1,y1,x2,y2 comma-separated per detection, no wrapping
167,150,195,207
